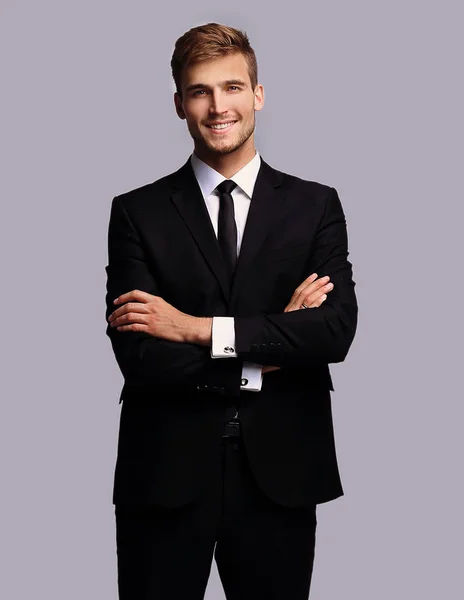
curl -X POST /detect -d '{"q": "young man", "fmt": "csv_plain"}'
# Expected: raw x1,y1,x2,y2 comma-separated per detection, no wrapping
105,22,358,600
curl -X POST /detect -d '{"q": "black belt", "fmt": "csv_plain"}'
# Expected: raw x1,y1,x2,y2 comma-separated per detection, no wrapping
222,419,242,438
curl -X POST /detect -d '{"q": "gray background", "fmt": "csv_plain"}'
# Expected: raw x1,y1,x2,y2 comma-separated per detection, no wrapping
2,0,463,598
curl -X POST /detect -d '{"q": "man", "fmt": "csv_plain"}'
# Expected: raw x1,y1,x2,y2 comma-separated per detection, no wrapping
105,22,357,600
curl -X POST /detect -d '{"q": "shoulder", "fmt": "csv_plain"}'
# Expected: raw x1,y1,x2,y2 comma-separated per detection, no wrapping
112,165,182,207
260,158,338,207
261,159,332,194
260,159,347,225
108,160,193,225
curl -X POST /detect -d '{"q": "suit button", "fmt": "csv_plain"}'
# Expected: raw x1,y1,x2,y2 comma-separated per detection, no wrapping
241,378,248,386
224,346,235,353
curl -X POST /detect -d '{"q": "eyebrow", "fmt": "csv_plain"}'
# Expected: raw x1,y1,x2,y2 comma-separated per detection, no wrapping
185,79,247,93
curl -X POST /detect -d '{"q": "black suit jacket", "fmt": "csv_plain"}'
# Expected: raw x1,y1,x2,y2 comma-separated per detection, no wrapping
105,156,358,508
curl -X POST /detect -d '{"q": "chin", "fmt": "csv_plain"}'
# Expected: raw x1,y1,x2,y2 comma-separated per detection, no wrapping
207,132,253,156
191,122,254,156
208,141,243,155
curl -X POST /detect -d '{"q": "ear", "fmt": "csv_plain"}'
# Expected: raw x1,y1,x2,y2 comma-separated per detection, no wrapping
254,83,265,112
174,92,186,120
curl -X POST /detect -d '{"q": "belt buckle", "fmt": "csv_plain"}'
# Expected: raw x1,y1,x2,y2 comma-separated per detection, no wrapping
222,419,241,438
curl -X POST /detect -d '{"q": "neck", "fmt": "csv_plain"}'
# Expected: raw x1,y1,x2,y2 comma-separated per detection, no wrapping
193,137,256,179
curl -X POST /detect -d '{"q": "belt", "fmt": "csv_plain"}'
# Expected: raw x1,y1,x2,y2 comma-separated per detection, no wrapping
222,419,242,438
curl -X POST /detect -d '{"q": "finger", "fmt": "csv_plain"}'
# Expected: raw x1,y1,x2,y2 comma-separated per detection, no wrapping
290,273,318,301
262,365,281,374
303,282,333,308
286,273,319,311
113,289,155,305
115,323,149,332
108,302,148,322
287,274,330,312
110,311,149,328
307,293,327,308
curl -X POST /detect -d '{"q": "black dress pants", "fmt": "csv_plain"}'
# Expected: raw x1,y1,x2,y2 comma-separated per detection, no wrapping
115,436,317,599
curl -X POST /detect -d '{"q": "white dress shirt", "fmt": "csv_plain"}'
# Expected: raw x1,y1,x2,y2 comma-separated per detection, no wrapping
190,151,263,392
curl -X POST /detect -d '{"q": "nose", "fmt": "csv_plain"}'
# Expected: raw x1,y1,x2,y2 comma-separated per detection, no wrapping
209,89,228,115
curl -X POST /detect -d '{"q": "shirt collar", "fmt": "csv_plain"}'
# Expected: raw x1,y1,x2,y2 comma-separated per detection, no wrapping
190,151,261,199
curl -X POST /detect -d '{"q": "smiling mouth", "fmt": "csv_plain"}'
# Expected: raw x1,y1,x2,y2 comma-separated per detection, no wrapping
205,121,237,133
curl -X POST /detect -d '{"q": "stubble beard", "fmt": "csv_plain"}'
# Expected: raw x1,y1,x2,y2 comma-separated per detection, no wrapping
192,114,255,156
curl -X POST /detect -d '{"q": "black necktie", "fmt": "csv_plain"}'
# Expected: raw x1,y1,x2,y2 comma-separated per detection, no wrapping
216,180,238,279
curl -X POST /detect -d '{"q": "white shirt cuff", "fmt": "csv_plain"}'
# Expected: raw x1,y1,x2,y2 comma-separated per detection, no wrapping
211,318,263,392
211,317,237,358
240,362,263,391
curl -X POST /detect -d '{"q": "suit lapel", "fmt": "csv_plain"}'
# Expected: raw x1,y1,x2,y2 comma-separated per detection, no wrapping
169,156,286,306
170,158,232,301
229,159,286,308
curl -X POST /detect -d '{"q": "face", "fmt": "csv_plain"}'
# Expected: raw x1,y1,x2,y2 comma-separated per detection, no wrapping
174,53,264,157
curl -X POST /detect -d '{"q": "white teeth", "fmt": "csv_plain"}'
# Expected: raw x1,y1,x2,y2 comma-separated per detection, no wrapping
209,122,234,129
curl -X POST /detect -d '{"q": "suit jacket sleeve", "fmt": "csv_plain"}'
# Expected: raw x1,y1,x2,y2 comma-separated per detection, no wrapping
234,186,358,366
105,195,243,393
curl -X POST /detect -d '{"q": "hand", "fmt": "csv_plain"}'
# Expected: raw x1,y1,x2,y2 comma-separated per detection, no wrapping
262,273,334,374
262,365,281,374
108,290,193,343
284,273,333,312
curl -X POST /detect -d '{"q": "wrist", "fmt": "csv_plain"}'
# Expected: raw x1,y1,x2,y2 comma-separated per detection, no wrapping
186,316,213,346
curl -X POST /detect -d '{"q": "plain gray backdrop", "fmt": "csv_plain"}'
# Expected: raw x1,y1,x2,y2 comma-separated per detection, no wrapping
2,0,463,598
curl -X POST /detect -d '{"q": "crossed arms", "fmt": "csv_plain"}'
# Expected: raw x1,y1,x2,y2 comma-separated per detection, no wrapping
105,187,358,392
